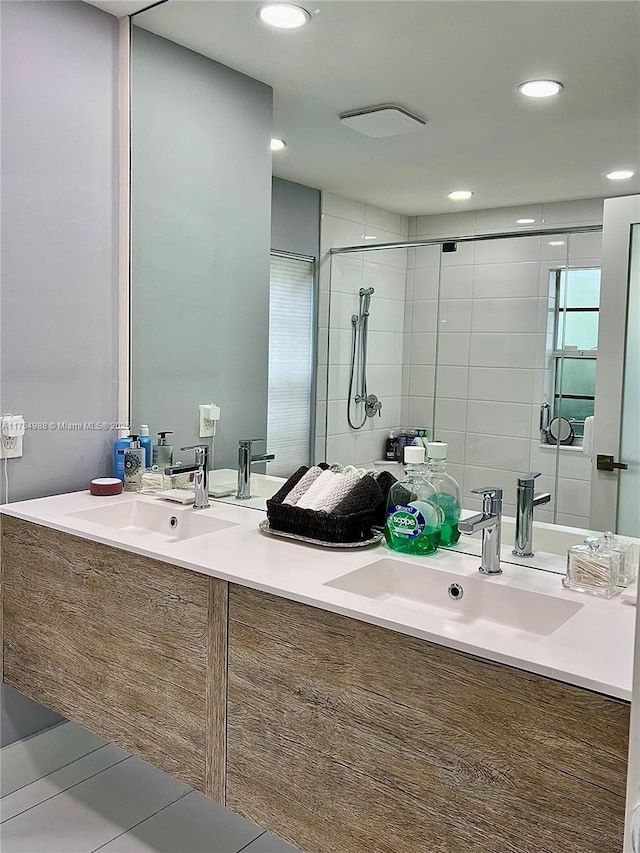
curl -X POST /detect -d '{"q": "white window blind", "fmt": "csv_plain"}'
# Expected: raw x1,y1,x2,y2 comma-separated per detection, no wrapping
267,253,314,477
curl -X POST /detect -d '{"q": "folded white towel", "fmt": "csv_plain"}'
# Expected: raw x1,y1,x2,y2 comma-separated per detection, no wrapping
315,473,360,513
342,465,368,478
296,469,336,509
283,466,323,506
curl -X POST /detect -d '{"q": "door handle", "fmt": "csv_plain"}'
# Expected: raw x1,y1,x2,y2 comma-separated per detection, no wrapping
596,454,629,472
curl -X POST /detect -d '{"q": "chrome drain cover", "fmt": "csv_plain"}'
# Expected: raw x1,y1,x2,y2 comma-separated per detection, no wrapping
448,583,464,601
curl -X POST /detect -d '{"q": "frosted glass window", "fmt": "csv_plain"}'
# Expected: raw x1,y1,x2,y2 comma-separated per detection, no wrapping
267,253,315,477
556,312,600,350
558,268,601,308
555,267,601,351
549,267,600,438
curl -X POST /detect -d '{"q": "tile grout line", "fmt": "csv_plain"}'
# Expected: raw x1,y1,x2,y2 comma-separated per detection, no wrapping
0,757,132,825
235,830,267,853
1,743,111,800
88,790,193,853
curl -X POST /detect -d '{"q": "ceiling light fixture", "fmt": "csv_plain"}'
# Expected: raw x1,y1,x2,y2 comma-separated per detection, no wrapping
606,169,635,181
270,137,287,151
518,80,563,98
448,190,473,201
258,3,310,29
516,218,536,224
548,241,566,247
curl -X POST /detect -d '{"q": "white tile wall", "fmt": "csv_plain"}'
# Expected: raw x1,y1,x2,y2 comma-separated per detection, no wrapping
473,262,540,298
319,193,410,466
320,194,603,524
439,265,473,299
468,333,538,369
437,332,471,366
405,198,604,526
471,298,539,334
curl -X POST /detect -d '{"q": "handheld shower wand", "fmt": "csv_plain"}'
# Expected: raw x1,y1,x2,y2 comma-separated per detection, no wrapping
347,288,380,430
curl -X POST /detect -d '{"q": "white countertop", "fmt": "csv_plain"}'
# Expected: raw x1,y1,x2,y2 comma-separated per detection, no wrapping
1,490,635,702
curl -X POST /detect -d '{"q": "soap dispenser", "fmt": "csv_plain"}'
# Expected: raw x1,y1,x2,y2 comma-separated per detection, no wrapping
384,445,443,556
139,425,152,467
121,435,145,493
152,431,174,467
113,429,130,483
425,442,461,547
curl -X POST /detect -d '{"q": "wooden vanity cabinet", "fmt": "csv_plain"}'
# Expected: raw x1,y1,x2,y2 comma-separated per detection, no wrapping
226,585,630,853
1,517,227,800
1,518,630,853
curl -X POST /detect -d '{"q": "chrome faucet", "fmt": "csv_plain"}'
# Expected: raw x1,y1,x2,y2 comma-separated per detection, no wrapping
165,445,210,510
459,487,503,575
236,439,275,500
512,472,551,557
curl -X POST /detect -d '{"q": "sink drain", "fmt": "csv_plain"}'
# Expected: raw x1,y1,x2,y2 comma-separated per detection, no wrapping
169,516,178,529
448,583,464,601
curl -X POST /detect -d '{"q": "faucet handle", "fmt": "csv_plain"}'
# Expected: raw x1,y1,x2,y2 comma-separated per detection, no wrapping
180,444,209,464
470,486,503,499
517,471,541,487
471,486,503,514
239,438,265,449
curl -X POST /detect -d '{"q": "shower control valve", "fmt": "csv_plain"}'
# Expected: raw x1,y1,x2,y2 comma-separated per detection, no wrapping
365,395,382,418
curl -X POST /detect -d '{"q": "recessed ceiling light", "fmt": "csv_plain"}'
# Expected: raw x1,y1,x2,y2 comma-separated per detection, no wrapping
362,235,377,240
606,169,635,181
258,3,310,29
516,218,536,224
448,190,473,201
518,80,563,98
270,137,287,151
548,240,566,247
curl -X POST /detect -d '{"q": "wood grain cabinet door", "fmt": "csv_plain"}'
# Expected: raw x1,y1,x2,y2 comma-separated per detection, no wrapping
1,517,228,800
227,584,629,853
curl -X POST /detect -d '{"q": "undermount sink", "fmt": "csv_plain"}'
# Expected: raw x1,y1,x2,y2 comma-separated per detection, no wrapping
69,500,237,542
326,558,584,636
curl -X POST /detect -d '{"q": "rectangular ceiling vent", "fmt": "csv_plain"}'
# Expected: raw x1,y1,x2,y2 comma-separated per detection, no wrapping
339,104,426,138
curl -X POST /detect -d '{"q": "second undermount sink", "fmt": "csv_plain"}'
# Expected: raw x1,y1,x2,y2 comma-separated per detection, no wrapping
69,500,237,542
326,558,584,636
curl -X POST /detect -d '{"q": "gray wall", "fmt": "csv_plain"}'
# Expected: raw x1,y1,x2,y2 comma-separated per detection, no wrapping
130,28,273,470
0,0,120,745
271,177,320,259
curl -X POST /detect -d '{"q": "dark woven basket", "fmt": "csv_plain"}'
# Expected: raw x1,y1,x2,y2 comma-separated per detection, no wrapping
266,463,395,544
266,499,378,543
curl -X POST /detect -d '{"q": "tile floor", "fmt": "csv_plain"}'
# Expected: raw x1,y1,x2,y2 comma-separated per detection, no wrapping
0,722,300,853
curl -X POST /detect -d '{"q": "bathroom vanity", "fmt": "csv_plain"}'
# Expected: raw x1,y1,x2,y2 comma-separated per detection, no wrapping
0,493,633,853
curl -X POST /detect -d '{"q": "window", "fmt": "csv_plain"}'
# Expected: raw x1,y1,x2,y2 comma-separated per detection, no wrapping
551,267,600,438
267,252,315,477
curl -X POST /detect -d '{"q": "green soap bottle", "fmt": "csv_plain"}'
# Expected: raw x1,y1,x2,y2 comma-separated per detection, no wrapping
384,446,443,556
425,441,461,547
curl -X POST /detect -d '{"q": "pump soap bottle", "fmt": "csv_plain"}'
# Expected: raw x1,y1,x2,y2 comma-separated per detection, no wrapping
113,430,130,483
122,435,145,492
139,425,152,468
384,445,443,556
152,431,174,467
425,441,461,546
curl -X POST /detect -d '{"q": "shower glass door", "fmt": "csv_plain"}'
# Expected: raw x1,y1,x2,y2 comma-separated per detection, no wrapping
617,223,640,535
322,244,434,468
590,194,640,533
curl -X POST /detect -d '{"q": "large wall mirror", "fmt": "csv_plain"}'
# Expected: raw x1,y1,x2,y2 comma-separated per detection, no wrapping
129,1,639,569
